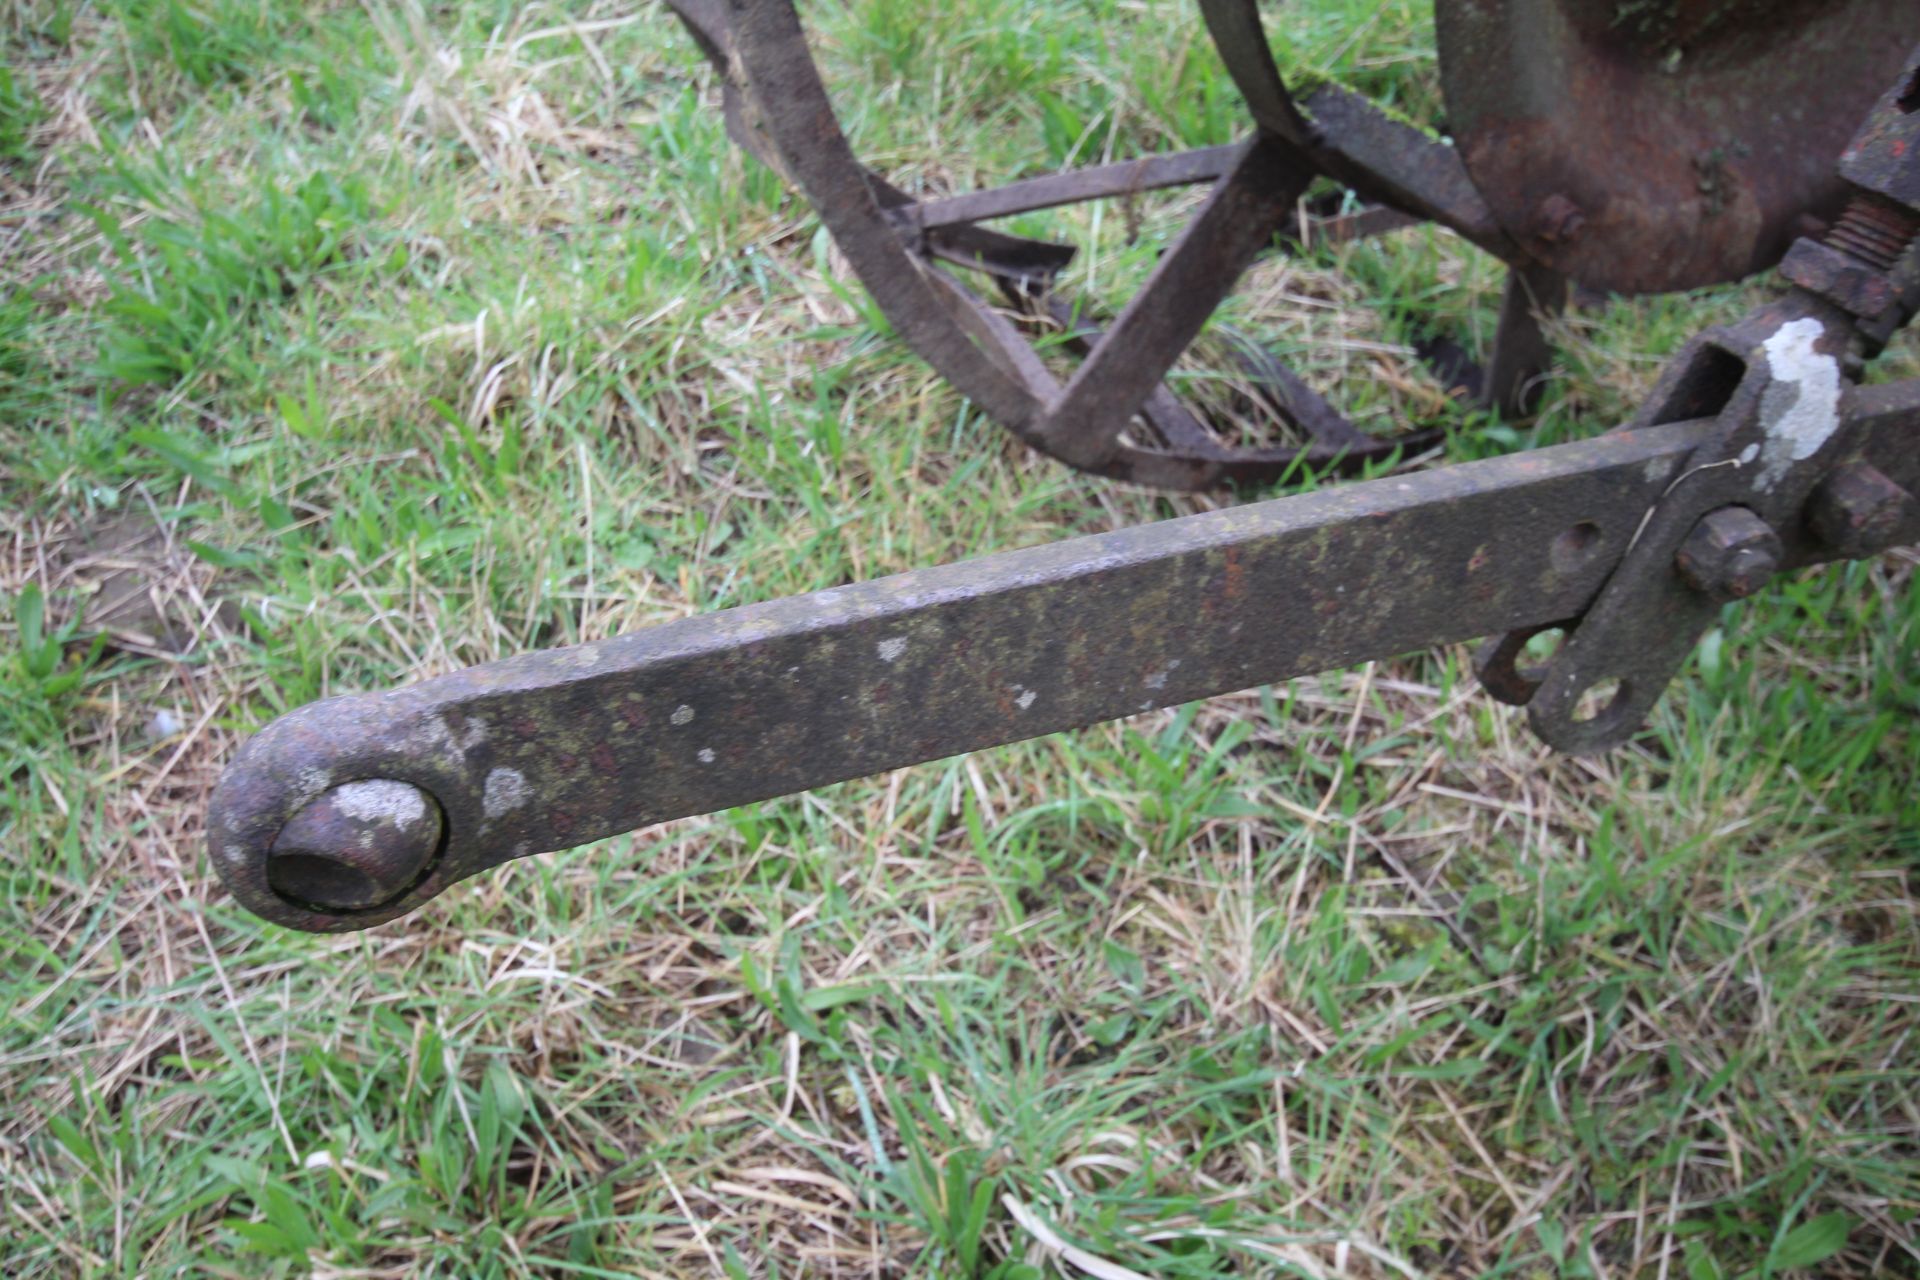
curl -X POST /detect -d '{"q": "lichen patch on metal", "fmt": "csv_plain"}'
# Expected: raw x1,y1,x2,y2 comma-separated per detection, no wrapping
411,714,489,759
483,767,533,819
330,779,428,830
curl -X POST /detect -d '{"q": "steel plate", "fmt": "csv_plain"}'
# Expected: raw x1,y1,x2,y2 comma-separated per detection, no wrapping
1436,0,1916,294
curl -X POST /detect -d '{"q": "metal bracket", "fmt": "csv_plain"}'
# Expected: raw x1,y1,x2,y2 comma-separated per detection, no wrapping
1477,47,1920,752
1501,301,1873,751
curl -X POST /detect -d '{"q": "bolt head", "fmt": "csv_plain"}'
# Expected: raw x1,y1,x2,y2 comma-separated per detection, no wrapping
1533,193,1587,244
1675,506,1782,602
268,779,443,910
1806,461,1918,559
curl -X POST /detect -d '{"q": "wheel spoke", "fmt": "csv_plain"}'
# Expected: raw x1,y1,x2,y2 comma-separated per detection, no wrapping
1036,134,1316,469
1196,0,1315,143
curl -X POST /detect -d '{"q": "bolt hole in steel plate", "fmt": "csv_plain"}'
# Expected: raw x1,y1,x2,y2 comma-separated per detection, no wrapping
262,777,447,913
1435,0,1914,294
1549,520,1604,572
1522,626,1567,666
1572,676,1628,725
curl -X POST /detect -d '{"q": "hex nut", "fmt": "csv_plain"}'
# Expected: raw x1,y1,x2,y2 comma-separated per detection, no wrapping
1806,461,1919,559
1674,507,1782,602
1779,237,1895,319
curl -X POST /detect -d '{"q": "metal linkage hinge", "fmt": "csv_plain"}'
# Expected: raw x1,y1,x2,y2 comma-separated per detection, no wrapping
1479,47,1920,752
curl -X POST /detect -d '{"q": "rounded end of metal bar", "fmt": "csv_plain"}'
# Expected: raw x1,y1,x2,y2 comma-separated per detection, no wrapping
205,691,470,933
266,780,443,910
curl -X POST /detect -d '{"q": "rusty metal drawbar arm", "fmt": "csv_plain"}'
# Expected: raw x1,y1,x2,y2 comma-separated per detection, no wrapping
211,385,1920,932
208,36,1920,933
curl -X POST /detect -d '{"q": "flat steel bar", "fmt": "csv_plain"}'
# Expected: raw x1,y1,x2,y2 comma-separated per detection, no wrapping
718,0,1056,460
215,417,1726,932
1036,133,1316,468
1031,295,1433,472
1282,203,1422,247
892,145,1245,232
1196,0,1317,144
1291,84,1511,255
1218,333,1374,449
1194,0,1510,255
1033,296,1230,457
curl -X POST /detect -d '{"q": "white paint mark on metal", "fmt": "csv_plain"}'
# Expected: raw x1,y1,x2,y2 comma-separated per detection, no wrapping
1016,688,1037,710
671,704,695,726
1756,317,1841,491
698,748,716,764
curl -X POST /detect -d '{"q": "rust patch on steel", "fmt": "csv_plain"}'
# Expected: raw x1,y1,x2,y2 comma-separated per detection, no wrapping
1436,0,1914,293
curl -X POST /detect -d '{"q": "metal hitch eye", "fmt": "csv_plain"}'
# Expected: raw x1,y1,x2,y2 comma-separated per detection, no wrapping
266,780,444,911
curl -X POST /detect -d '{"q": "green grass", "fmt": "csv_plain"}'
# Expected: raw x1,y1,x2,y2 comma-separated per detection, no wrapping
3,1,1918,1277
